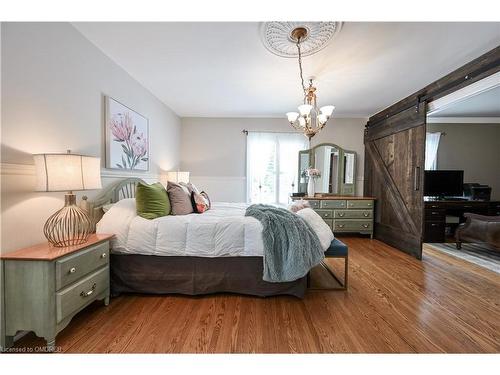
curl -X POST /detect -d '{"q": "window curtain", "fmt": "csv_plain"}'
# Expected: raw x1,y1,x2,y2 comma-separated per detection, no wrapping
246,132,308,205
425,132,441,170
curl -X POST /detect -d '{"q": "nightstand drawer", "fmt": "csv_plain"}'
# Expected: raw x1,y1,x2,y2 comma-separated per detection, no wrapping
346,200,374,209
56,242,109,290
335,210,372,219
316,209,333,219
320,200,346,209
56,266,109,323
334,220,372,231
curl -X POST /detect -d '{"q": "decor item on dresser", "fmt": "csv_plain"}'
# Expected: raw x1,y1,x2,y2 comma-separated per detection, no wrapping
34,151,102,247
1,234,113,352
305,167,321,197
105,96,149,171
135,181,171,219
298,143,357,196
291,196,375,238
166,181,194,215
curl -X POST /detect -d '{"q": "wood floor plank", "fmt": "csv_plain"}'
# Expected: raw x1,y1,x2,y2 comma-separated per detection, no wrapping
13,237,500,353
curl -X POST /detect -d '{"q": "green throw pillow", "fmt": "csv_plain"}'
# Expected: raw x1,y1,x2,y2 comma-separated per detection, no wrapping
136,182,171,219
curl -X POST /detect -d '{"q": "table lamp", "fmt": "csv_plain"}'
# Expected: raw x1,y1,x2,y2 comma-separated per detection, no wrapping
164,171,190,184
34,150,102,247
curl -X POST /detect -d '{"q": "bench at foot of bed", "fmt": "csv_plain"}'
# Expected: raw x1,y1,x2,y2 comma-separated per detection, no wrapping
307,238,348,291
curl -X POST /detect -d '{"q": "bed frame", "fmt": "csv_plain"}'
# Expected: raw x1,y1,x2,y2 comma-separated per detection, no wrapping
86,178,306,298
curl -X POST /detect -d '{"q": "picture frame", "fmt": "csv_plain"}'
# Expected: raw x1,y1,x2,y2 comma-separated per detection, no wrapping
105,96,149,171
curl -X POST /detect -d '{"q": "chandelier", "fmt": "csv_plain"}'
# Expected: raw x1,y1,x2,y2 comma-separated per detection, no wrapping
285,27,335,140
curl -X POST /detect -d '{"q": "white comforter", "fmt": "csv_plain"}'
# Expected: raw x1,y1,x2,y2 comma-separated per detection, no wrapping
96,199,333,257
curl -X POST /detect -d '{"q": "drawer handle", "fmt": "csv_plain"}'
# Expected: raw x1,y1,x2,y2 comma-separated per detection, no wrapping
367,203,372,207
101,253,107,259
69,267,76,274
362,224,369,228
338,224,345,228
338,213,344,217
431,223,438,227
431,212,439,215
363,213,369,217
80,283,97,298
324,214,329,217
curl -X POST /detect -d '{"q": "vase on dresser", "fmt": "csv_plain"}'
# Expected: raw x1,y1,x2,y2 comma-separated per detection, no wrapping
307,178,315,197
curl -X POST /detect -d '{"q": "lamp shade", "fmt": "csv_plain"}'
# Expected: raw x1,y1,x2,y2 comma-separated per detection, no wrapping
165,171,190,184
34,153,102,192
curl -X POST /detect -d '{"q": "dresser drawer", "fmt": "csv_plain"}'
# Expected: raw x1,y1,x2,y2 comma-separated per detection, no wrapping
334,220,372,231
322,219,333,229
56,242,109,290
56,266,109,323
335,210,372,219
308,200,320,209
346,200,374,209
316,209,333,219
320,200,346,209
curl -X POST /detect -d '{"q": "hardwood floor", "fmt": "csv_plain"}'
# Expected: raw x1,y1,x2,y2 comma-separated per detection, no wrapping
14,237,500,353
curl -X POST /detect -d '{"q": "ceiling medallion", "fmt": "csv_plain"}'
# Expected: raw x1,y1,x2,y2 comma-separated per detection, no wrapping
260,21,341,58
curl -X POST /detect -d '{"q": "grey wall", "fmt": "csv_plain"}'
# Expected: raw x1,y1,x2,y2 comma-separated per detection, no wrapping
1,23,182,252
180,117,367,201
428,123,500,199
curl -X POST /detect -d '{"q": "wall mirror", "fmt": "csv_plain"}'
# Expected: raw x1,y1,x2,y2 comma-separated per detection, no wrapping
298,143,357,196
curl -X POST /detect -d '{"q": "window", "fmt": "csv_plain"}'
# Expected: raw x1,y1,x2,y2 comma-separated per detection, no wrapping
425,132,441,170
246,132,308,205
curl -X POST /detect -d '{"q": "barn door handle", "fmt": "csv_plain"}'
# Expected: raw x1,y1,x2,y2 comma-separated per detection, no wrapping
414,166,421,191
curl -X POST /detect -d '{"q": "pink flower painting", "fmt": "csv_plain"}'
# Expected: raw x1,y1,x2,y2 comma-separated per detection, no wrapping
106,97,149,170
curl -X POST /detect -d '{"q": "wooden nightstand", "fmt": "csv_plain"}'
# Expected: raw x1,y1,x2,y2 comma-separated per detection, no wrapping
1,234,113,352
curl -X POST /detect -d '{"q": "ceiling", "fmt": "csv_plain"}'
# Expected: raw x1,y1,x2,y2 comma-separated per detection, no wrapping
428,85,500,118
73,22,500,118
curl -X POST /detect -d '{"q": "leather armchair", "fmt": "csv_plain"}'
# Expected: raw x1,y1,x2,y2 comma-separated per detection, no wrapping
455,213,500,251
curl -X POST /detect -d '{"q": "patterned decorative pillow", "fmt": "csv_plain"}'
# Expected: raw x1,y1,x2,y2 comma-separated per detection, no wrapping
191,191,210,213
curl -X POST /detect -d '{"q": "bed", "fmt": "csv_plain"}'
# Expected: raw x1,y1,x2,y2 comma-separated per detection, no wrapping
89,178,332,298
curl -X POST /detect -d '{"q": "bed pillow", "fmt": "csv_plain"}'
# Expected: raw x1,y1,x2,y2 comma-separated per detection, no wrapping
167,181,194,215
288,199,311,213
296,208,334,250
136,182,171,219
180,182,200,194
191,191,210,213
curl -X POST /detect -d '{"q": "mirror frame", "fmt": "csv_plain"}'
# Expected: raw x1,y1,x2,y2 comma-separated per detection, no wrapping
297,142,357,196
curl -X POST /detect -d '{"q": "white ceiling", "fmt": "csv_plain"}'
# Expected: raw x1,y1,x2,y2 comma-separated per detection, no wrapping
73,22,500,118
429,85,500,117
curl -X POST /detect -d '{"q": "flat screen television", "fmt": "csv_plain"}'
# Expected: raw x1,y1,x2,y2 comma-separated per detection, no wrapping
424,170,464,197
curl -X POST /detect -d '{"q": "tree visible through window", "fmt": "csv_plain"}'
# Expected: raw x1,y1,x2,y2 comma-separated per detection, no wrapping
246,132,308,205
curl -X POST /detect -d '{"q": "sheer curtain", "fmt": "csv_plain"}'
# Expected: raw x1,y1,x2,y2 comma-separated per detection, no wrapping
246,132,308,205
425,132,441,170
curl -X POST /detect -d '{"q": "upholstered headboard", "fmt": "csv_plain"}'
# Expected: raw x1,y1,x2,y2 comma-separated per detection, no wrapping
82,177,145,231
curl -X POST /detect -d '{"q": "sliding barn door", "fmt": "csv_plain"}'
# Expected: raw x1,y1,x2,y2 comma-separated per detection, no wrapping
364,103,426,259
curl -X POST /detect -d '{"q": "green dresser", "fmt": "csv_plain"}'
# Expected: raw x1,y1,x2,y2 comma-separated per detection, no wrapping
1,234,113,352
293,196,375,238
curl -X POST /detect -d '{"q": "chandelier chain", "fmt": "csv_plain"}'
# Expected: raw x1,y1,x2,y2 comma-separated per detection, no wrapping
296,39,307,101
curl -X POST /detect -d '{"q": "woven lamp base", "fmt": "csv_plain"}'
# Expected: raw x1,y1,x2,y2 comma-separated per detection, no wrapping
44,194,92,247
